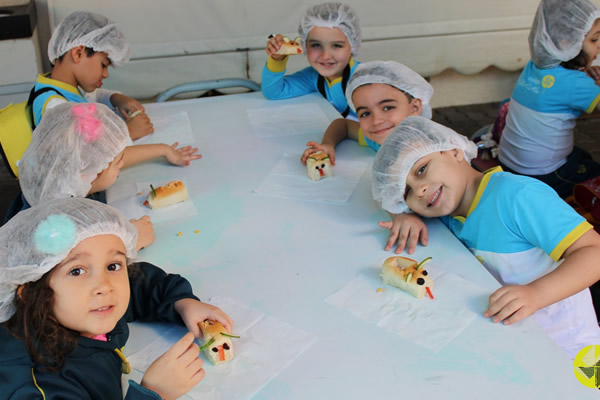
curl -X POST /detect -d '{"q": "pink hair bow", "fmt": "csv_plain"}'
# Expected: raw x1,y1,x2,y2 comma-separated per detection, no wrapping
72,103,104,143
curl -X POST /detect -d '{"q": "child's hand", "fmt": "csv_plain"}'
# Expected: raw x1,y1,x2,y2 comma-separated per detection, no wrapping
484,284,539,325
265,34,287,61
175,298,234,338
130,216,155,250
165,142,202,167
378,213,428,254
126,112,154,140
141,332,205,399
301,141,336,165
586,65,600,85
111,93,145,117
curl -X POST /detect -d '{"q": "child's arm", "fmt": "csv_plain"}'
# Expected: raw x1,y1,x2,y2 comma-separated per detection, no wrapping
485,229,600,325
378,212,429,255
122,142,201,168
110,93,154,140
300,118,360,165
129,215,155,250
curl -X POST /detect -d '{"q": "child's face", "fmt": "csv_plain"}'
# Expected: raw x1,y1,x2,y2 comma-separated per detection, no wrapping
404,149,471,218
76,50,111,92
583,18,600,67
89,151,124,194
306,27,352,80
49,234,130,338
352,83,422,145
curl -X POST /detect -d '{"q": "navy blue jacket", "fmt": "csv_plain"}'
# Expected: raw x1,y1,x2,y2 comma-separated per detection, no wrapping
0,262,199,399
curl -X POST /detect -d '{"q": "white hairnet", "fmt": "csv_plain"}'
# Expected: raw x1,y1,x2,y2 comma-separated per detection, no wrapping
346,61,434,119
372,116,478,214
298,2,361,55
529,0,600,68
0,197,137,323
19,102,132,206
48,11,130,66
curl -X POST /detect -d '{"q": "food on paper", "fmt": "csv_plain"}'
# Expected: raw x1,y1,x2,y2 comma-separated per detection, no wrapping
381,256,434,299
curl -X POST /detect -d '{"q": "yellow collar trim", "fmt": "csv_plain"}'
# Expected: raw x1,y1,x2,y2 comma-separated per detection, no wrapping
325,58,355,86
38,73,80,95
466,166,503,217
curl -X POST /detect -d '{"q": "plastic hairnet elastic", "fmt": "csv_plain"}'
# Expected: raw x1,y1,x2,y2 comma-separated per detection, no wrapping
529,0,600,68
0,197,137,322
19,102,132,206
298,2,361,55
345,61,434,119
47,11,130,66
372,116,478,214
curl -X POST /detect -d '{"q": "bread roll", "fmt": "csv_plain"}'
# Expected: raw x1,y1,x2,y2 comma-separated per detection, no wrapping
275,36,303,55
143,180,188,209
307,151,332,181
199,320,234,365
381,256,434,299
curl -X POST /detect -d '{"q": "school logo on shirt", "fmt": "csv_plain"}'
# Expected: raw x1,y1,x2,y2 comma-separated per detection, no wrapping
541,74,555,88
573,345,600,388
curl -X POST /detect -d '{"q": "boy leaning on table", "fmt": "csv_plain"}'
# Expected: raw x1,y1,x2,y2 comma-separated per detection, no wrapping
371,115,600,359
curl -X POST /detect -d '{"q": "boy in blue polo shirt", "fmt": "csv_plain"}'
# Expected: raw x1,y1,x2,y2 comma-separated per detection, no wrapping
373,116,600,359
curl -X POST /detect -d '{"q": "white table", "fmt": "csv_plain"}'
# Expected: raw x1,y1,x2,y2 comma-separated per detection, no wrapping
109,92,598,399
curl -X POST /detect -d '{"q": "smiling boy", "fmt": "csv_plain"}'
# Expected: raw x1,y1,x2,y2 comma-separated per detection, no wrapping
372,115,600,359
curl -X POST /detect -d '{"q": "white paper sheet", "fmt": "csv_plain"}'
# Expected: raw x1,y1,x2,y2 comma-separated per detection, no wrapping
254,153,368,203
247,104,332,138
133,110,196,147
324,266,489,353
106,179,198,223
125,297,317,400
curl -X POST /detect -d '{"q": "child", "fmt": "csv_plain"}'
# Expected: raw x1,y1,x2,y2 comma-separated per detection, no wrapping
301,60,433,255
5,103,197,248
262,2,361,118
33,11,153,139
498,0,600,198
0,197,233,398
372,116,600,358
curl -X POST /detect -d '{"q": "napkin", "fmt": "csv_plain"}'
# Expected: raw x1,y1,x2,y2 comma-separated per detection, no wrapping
133,110,196,147
106,179,198,223
254,153,368,203
125,297,317,400
324,266,489,353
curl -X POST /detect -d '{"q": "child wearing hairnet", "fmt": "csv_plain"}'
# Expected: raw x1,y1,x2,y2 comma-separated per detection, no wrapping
262,2,361,118
498,0,600,198
0,197,233,399
373,116,600,359
32,11,152,140
300,60,433,254
5,102,199,249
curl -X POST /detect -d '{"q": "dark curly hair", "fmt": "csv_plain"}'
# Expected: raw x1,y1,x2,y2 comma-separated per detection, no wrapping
561,49,589,70
6,269,79,371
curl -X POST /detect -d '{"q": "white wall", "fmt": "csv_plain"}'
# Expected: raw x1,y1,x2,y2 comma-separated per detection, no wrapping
2,0,598,107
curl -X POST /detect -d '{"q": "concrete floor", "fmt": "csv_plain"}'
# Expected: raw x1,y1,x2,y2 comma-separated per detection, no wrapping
2,101,600,226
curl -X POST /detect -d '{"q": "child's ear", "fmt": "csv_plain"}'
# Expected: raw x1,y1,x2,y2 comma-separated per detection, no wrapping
452,148,465,161
16,285,24,300
410,98,423,116
71,45,86,64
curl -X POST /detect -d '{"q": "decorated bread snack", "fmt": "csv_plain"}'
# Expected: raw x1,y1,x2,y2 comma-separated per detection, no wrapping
143,180,189,209
199,320,239,365
381,256,434,299
307,151,332,181
275,36,303,55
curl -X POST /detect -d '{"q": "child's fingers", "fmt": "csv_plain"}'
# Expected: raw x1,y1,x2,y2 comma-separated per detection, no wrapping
377,220,393,230
169,332,197,358
178,340,201,366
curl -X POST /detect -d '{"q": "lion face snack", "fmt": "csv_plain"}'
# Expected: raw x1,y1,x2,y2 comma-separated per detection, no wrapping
199,320,238,365
275,36,303,55
381,256,434,299
143,180,189,209
307,151,332,181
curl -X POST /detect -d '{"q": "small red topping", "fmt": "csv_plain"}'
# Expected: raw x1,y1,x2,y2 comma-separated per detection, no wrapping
426,287,434,299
